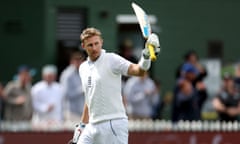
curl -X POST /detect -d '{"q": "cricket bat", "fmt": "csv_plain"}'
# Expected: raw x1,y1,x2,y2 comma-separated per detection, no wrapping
131,2,157,61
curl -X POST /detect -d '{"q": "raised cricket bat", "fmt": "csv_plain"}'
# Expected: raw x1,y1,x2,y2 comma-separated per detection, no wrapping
131,2,157,61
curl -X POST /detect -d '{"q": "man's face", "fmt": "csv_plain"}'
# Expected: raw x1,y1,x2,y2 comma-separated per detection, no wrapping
185,72,196,81
18,70,31,85
189,54,198,64
82,35,103,61
43,73,56,84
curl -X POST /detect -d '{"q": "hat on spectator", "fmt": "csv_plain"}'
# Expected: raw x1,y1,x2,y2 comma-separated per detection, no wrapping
42,65,57,75
18,65,30,73
13,64,36,80
182,63,198,75
18,64,36,76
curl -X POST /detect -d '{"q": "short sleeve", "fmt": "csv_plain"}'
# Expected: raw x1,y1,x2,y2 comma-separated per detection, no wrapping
108,53,132,76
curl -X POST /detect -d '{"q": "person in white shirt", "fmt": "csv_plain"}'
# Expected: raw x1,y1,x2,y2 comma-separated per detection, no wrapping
31,65,64,127
71,27,160,144
60,50,86,122
123,72,159,119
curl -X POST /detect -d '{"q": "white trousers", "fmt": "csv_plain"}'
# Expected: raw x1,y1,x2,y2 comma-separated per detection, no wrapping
78,118,128,144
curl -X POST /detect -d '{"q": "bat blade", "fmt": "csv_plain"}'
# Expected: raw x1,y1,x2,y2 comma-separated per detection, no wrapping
131,2,157,61
131,2,151,38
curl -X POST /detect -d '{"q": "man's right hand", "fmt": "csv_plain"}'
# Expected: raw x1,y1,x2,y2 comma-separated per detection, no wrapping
15,96,26,105
70,122,86,144
143,33,161,60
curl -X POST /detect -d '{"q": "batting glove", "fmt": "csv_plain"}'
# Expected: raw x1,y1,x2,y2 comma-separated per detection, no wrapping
143,33,161,59
70,122,86,144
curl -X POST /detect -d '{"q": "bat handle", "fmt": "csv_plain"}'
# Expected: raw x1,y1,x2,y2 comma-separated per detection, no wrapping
148,44,157,61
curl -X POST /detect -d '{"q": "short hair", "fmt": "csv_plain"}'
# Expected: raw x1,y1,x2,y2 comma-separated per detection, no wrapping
80,27,102,43
184,50,198,61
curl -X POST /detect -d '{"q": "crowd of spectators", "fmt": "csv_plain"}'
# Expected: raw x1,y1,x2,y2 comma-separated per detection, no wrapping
1,47,240,129
0,50,87,128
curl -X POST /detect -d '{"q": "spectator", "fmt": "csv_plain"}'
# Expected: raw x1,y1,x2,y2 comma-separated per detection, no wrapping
3,65,33,121
212,75,240,121
172,66,201,121
181,50,207,82
31,65,64,126
123,72,158,119
60,50,86,122
173,72,200,121
175,50,207,81
118,39,138,63
172,51,208,122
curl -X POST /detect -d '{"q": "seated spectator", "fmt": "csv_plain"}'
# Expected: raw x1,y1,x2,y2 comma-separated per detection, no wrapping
123,72,158,119
60,50,86,122
31,65,64,127
212,75,240,121
3,65,33,121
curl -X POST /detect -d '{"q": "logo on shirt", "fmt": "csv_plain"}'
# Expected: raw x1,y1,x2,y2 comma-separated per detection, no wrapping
88,76,92,88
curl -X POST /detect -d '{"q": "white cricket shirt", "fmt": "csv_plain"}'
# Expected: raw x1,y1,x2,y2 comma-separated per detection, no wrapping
31,81,64,123
79,49,131,123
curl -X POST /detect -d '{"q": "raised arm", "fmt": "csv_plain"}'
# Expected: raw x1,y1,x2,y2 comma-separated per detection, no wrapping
128,33,160,77
127,63,146,76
